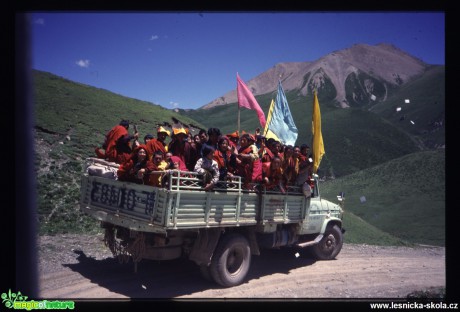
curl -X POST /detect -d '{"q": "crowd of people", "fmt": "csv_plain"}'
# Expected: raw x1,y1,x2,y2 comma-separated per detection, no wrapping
94,120,315,195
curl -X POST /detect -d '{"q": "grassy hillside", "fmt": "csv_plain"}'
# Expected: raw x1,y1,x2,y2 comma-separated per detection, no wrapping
33,70,206,235
34,70,204,154
319,150,445,246
339,210,410,246
370,65,445,149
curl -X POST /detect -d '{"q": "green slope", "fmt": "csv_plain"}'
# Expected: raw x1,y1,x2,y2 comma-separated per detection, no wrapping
370,65,445,149
320,150,445,246
33,70,206,234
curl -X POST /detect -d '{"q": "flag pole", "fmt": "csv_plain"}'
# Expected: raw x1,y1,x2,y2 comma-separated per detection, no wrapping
311,88,316,148
238,106,240,135
264,73,282,137
237,72,240,134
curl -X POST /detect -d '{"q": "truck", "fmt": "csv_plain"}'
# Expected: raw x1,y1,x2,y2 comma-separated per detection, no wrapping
79,157,345,287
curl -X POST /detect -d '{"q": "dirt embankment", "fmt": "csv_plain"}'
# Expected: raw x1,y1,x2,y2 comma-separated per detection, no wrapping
37,234,446,300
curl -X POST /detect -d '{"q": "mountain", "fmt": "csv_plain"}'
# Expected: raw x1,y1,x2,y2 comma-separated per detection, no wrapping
201,43,428,109
180,43,444,178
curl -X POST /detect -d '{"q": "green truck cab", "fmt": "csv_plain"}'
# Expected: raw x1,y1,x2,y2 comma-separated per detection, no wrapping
80,157,345,287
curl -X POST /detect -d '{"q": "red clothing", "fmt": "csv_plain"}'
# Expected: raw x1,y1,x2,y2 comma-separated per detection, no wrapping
236,145,262,187
145,138,168,159
282,156,297,184
170,156,188,171
261,148,274,163
213,148,236,181
117,145,151,184
98,125,132,163
168,140,197,172
145,160,165,187
262,161,285,192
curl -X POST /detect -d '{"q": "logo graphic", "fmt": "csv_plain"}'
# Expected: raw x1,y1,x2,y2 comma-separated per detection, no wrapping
1,290,27,308
1,290,75,310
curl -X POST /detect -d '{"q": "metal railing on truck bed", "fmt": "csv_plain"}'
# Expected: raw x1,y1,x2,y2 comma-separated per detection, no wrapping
80,158,309,234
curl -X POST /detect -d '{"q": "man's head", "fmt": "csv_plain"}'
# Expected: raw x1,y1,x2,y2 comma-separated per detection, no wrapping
152,150,163,165
300,144,310,156
119,120,129,129
144,134,154,144
199,129,208,144
157,126,170,142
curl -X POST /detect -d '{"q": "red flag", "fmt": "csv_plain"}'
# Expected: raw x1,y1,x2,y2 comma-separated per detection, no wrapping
237,74,266,128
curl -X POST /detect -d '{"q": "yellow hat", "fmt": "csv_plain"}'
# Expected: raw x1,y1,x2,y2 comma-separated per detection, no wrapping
157,126,171,136
173,127,187,136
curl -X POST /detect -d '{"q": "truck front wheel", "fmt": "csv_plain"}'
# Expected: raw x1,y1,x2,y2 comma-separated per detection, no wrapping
311,224,343,260
209,233,251,287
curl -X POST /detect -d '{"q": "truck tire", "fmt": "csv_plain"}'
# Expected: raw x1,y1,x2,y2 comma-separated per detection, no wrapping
209,233,251,287
311,224,343,260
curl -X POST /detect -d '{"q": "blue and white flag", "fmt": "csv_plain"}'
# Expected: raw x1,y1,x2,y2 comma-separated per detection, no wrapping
263,81,298,146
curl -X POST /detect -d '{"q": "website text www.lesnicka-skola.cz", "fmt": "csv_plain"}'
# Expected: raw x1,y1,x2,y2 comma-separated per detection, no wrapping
370,302,458,310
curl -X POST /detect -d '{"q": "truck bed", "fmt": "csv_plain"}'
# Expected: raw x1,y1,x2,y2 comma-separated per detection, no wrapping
80,168,309,234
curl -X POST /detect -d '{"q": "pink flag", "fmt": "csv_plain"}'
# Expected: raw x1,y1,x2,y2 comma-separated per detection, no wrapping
237,74,266,128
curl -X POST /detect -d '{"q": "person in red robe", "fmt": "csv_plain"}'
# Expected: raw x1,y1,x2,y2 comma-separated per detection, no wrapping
235,133,261,189
145,126,170,160
168,128,197,172
95,120,138,164
262,156,286,193
213,136,237,181
117,144,151,184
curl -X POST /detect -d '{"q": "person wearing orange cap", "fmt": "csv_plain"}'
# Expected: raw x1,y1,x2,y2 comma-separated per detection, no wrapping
145,126,170,160
226,131,239,151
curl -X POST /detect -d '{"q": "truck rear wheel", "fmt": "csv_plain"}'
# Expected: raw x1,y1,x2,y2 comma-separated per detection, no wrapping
209,233,251,287
311,224,343,260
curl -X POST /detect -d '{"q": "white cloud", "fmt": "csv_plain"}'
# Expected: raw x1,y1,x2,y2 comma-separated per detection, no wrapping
76,59,90,68
34,18,45,25
170,101,179,108
149,35,159,41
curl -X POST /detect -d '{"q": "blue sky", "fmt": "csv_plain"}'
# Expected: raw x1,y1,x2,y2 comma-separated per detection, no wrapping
30,12,445,110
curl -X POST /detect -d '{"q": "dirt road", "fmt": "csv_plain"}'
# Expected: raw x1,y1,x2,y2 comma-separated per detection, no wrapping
37,234,445,300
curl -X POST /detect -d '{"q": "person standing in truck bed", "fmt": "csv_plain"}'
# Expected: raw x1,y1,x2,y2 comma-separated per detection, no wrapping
145,126,170,160
168,127,198,172
95,119,139,164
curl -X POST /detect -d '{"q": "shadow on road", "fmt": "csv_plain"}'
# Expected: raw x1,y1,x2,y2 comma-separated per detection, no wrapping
63,247,317,298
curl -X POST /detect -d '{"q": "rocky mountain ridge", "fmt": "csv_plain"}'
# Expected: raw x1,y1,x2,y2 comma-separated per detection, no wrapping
202,43,428,109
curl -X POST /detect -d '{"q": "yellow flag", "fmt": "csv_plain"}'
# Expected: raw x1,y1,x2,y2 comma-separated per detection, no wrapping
263,99,281,142
312,91,325,173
